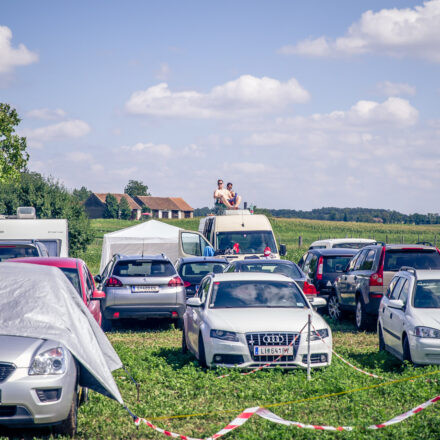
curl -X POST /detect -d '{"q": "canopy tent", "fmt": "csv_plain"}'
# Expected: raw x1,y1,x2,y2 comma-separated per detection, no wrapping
100,220,183,273
0,263,123,404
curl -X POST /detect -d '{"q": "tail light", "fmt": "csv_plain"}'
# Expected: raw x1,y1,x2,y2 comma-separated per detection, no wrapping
264,246,271,257
168,276,184,287
183,281,192,288
316,256,324,280
113,312,120,319
303,281,317,295
105,277,123,287
369,246,385,287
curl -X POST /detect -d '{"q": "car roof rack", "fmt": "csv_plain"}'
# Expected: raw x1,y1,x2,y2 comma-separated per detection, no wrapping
400,266,417,277
416,241,434,247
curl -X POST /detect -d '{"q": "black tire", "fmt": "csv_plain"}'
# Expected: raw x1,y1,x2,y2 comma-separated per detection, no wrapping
378,325,385,351
355,296,370,331
198,333,207,368
182,330,188,354
403,335,412,363
53,390,78,437
79,386,89,406
101,315,112,332
327,294,343,321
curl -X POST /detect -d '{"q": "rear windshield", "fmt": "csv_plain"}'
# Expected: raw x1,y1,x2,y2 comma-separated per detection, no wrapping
180,262,227,279
384,250,440,271
0,245,39,261
324,256,353,273
59,267,82,296
237,262,302,279
113,260,176,277
333,242,371,249
210,280,306,309
414,280,440,309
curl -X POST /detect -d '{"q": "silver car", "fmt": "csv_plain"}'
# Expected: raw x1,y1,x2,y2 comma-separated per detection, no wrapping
96,254,186,330
0,336,79,436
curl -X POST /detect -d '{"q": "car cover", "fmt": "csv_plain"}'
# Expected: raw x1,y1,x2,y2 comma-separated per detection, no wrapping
0,262,123,404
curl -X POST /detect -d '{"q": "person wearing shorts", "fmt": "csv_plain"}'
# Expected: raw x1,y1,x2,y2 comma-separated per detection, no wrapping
227,182,241,208
214,179,235,209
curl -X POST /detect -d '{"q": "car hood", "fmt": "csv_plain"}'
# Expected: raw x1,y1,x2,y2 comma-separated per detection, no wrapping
411,308,440,329
0,335,44,367
206,308,329,333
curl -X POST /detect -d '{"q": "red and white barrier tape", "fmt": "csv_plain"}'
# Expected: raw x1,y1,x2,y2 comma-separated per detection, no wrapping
134,395,440,438
217,322,307,379
311,323,385,380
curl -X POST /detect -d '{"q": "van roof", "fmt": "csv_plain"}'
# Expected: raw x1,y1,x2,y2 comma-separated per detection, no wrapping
213,214,272,232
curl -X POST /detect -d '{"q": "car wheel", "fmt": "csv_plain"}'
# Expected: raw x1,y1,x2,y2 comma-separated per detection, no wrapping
78,386,89,406
198,333,207,368
101,315,112,332
403,335,412,363
378,325,385,351
182,330,188,354
53,389,78,437
327,295,342,321
355,296,370,331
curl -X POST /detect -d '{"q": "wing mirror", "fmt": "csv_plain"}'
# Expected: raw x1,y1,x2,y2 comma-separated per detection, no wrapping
279,244,287,256
91,290,106,301
310,297,327,309
186,297,203,307
94,274,102,284
388,299,404,310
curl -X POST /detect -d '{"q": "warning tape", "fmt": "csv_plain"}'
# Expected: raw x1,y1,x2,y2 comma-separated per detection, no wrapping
134,395,440,438
217,322,307,379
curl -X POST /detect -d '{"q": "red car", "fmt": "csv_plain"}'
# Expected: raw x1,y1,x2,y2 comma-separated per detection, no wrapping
11,257,105,326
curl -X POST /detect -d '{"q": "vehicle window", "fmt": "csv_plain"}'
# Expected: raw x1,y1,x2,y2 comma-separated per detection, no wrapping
309,245,326,250
301,253,313,275
0,245,39,261
210,281,306,309
84,268,94,301
59,268,82,298
413,280,440,308
360,250,376,271
225,264,236,273
182,232,202,256
306,255,318,279
199,278,211,304
390,277,405,300
348,252,361,271
335,242,371,249
216,231,276,255
38,240,60,257
238,262,302,279
181,262,227,278
112,260,176,277
384,250,440,272
101,258,114,280
354,250,368,270
387,277,398,298
323,256,354,273
398,280,410,306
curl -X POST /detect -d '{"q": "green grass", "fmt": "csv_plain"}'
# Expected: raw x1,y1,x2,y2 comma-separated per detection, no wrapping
6,217,439,439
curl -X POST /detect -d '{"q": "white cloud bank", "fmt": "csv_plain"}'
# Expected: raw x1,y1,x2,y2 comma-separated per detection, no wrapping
26,108,67,120
279,0,440,62
125,75,310,118
119,142,172,157
375,81,416,97
0,25,38,73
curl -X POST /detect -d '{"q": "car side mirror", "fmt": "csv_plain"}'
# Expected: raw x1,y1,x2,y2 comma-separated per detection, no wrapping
91,290,106,301
279,244,287,256
388,299,404,310
310,297,327,308
186,297,203,307
94,274,102,283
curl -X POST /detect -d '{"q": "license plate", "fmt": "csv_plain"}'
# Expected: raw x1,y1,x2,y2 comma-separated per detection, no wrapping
254,346,293,356
132,286,159,293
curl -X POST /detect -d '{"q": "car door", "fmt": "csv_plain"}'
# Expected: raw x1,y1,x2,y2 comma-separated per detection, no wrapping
341,250,367,308
84,264,102,324
187,278,210,350
382,277,405,349
387,278,410,354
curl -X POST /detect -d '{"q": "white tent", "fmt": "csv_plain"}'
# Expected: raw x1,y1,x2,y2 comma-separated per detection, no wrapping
100,220,183,272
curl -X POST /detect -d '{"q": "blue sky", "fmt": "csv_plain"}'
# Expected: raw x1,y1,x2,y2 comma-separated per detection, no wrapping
1,1,439,213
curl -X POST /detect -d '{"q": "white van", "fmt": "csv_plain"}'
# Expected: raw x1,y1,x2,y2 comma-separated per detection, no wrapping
0,219,69,257
200,210,285,260
308,238,376,250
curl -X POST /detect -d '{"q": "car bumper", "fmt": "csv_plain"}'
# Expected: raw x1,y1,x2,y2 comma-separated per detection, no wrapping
0,364,76,426
409,335,440,365
103,305,186,320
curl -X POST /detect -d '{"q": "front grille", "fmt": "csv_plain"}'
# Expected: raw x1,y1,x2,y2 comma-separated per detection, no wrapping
246,332,300,363
0,363,16,383
0,406,17,417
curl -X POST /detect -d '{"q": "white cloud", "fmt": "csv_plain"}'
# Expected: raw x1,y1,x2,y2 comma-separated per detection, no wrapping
279,0,440,62
229,162,271,174
23,120,91,147
66,151,93,162
0,26,38,73
26,108,67,120
120,142,172,157
155,62,170,80
125,75,310,118
375,81,416,97
181,143,205,158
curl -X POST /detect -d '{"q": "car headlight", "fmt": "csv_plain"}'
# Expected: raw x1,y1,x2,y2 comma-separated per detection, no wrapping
29,347,66,375
210,329,239,342
414,326,440,339
308,328,329,341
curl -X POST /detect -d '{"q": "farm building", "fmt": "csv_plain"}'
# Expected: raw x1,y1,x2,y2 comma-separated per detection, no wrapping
84,193,142,220
134,196,194,219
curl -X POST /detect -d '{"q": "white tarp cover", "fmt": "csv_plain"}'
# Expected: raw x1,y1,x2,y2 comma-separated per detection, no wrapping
0,263,123,403
100,220,182,272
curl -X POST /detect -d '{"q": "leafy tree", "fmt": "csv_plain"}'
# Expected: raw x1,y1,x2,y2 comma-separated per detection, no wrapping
124,179,150,197
0,103,29,182
73,186,92,202
103,194,119,219
119,196,132,220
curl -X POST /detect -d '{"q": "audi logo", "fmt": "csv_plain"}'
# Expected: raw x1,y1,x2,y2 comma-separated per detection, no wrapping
263,335,284,344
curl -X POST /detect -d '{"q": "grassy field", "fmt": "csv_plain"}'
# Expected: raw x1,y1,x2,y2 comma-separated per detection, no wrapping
9,217,439,439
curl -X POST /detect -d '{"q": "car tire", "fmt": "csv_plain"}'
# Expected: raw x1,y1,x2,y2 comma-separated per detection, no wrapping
198,333,207,368
355,296,370,331
79,386,89,406
403,335,412,363
101,315,112,332
53,389,78,437
327,294,343,321
378,325,385,351
182,330,188,354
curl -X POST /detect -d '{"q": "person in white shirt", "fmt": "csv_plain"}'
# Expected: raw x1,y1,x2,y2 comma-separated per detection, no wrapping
214,179,236,209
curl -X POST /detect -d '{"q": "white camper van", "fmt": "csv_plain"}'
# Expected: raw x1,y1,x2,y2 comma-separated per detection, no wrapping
200,210,286,260
0,219,69,257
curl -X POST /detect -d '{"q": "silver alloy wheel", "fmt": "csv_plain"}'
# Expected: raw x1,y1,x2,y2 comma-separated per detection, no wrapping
356,299,363,328
328,296,341,320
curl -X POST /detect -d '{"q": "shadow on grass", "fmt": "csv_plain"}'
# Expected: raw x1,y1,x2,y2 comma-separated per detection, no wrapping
342,350,406,374
108,318,175,333
151,346,198,370
0,426,52,440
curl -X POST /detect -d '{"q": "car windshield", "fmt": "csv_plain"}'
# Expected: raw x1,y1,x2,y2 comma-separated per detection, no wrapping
216,231,276,254
59,267,82,296
413,280,440,308
0,245,39,261
237,263,302,279
384,250,440,271
180,262,227,280
324,256,354,273
112,260,176,277
210,280,306,309
334,242,371,249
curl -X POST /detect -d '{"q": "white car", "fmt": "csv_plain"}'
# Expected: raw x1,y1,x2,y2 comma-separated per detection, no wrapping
378,268,440,365
182,272,332,369
309,238,376,250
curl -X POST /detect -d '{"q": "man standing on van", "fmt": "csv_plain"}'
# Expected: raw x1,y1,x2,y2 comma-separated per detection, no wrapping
214,179,235,210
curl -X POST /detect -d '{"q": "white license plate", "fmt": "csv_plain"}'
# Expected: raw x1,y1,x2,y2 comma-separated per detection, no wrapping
254,346,293,356
131,286,159,293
